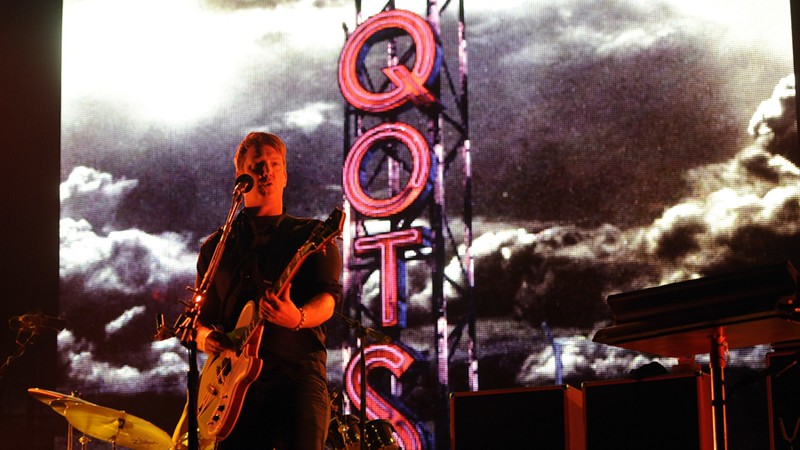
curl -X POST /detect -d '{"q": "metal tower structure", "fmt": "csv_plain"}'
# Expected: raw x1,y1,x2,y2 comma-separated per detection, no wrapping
337,1,474,448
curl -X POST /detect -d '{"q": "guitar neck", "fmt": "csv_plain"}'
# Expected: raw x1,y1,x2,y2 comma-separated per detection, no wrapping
256,209,343,328
270,242,314,297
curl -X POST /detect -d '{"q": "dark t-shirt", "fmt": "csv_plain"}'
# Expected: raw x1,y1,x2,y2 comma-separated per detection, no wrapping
196,209,342,381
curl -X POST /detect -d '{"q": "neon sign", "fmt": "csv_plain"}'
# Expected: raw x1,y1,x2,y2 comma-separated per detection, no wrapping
344,344,425,450
355,228,426,327
342,122,434,218
339,8,443,450
338,9,441,113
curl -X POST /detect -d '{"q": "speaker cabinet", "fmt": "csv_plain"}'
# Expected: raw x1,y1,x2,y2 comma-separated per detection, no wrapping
767,351,800,450
450,385,584,450
582,372,712,450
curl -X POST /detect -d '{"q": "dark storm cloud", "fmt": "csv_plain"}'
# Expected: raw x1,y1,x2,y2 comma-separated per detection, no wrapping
465,0,791,226
59,166,198,392
359,71,797,383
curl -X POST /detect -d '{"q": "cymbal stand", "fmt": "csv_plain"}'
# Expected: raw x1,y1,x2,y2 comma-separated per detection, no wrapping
77,434,91,450
67,390,80,450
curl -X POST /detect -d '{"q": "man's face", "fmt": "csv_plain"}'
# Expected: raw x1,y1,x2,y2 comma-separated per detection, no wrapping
238,144,287,212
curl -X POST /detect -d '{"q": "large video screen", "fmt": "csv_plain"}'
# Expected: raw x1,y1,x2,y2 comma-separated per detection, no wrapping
60,0,797,448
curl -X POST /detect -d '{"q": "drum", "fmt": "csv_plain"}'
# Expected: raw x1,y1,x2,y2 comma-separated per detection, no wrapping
327,414,361,450
364,419,401,450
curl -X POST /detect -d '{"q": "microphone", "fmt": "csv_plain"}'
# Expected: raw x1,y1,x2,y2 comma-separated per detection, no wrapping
153,313,174,341
9,313,67,332
233,174,255,196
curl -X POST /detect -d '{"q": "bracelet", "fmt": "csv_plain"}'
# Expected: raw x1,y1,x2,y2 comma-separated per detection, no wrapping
292,307,306,331
195,326,214,352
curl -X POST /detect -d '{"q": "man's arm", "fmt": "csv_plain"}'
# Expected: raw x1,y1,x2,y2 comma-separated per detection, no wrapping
259,285,335,330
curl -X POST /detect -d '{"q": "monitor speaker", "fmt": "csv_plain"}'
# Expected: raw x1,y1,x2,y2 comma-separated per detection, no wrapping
450,384,584,450
582,372,712,450
767,351,800,450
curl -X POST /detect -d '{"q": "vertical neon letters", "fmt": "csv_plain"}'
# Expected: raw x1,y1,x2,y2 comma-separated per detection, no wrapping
339,8,442,450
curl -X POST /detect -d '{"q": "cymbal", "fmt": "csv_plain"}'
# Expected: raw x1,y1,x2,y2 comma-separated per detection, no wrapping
27,388,93,416
64,403,173,450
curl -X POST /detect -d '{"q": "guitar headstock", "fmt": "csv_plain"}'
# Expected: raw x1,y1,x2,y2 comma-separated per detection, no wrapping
308,207,345,252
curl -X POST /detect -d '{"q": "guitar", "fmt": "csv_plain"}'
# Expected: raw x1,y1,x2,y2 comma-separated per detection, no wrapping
196,207,345,441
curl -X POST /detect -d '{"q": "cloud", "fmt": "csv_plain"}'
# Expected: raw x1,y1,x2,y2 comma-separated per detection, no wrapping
749,74,797,157
360,76,800,333
282,101,339,133
60,219,197,296
632,115,799,284
58,329,189,394
60,166,138,231
60,167,197,296
105,305,148,335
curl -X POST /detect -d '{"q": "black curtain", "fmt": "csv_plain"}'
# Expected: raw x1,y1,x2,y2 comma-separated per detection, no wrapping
0,2,61,450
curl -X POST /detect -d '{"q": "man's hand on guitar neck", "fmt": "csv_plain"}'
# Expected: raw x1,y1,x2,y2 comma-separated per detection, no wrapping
259,282,304,329
260,282,336,331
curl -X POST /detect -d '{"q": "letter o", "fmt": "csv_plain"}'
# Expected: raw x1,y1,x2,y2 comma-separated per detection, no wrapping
343,122,433,218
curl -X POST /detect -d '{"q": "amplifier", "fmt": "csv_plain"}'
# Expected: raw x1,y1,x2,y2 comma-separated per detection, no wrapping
582,372,712,450
450,384,584,450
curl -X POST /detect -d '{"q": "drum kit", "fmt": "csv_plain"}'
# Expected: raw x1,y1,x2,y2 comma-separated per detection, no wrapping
326,414,401,450
28,388,173,450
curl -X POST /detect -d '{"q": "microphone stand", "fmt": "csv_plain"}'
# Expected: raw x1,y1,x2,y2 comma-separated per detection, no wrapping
334,311,391,450
159,180,249,450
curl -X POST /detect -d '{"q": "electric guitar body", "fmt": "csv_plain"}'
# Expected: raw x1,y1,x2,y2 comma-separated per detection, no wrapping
197,300,264,441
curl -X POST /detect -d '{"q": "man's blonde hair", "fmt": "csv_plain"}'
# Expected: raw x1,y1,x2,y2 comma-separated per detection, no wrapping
233,132,287,171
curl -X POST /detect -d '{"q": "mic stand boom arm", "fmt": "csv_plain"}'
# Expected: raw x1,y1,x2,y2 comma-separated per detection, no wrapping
171,186,247,450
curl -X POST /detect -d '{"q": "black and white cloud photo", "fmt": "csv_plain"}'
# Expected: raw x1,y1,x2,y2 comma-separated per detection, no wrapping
59,0,797,446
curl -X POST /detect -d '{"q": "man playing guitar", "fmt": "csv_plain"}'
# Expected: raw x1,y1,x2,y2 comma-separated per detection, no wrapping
194,131,342,450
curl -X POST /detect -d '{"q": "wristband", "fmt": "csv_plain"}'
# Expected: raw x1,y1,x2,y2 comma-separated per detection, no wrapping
293,307,306,331
195,326,214,352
